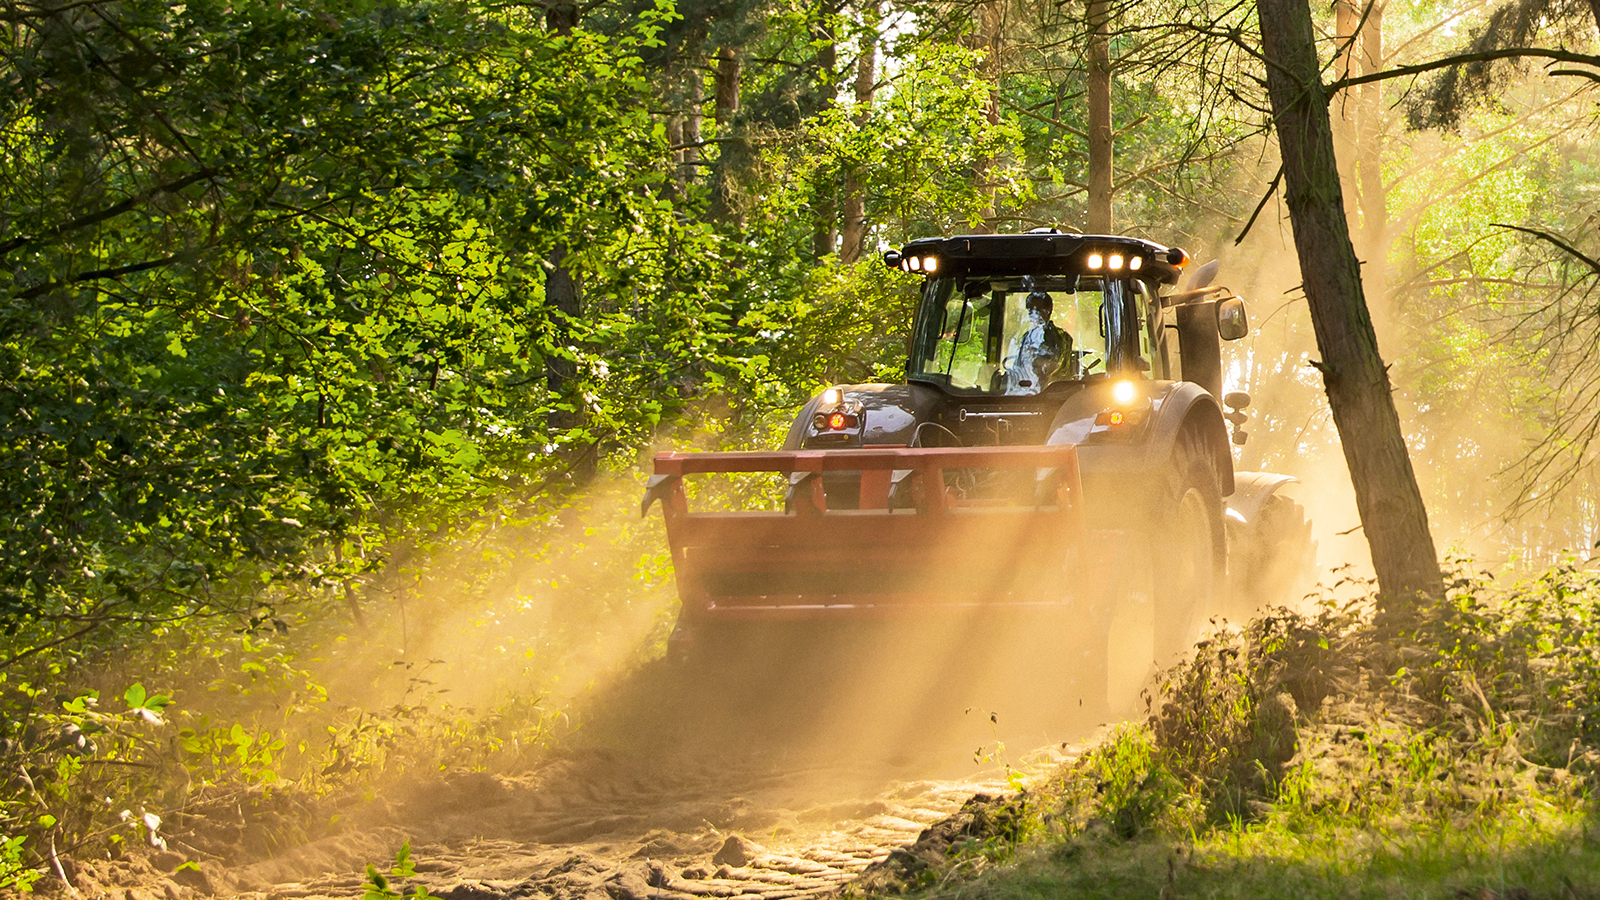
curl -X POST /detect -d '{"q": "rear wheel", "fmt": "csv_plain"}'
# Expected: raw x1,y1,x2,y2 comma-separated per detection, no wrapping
1228,493,1316,617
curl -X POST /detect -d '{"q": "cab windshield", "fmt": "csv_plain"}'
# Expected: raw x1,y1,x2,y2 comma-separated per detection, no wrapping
909,275,1132,395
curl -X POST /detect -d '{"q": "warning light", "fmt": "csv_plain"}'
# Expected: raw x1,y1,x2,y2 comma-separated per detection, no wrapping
828,413,847,430
1109,410,1126,426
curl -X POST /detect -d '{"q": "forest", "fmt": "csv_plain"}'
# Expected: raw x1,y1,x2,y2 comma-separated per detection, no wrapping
7,0,1600,896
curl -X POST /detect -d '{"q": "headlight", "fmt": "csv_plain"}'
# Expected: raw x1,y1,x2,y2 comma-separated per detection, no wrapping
1112,379,1138,405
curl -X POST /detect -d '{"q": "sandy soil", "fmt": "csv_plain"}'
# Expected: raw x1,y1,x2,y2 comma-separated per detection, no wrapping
53,624,1111,900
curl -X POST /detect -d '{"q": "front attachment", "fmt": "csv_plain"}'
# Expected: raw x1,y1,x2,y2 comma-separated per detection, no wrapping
643,445,1101,626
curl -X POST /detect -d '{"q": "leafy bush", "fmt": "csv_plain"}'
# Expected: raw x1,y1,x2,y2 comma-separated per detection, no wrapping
860,563,1600,900
1142,563,1600,829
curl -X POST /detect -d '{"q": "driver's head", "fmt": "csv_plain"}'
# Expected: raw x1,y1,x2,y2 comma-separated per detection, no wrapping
1025,290,1053,319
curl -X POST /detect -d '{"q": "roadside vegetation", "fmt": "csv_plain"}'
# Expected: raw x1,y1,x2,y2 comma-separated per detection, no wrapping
849,563,1600,899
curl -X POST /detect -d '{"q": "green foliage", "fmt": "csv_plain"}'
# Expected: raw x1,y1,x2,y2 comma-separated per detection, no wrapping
0,832,40,893
6,0,1600,889
0,0,733,647
861,565,1600,900
364,842,430,900
1079,726,1187,840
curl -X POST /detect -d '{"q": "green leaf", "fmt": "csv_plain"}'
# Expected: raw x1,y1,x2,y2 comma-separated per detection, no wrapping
363,864,396,900
392,841,416,877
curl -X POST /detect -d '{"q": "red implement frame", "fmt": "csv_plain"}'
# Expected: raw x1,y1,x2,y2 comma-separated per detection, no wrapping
645,445,1109,624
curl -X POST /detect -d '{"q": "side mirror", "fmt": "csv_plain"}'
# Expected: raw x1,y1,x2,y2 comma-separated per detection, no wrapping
882,250,902,270
1216,297,1249,341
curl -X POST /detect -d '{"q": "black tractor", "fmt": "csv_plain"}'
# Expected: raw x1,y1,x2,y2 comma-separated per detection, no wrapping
778,230,1315,669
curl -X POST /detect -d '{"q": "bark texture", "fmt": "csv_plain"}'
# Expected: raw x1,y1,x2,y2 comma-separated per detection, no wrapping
1086,0,1113,233
711,47,744,223
1256,0,1441,604
840,8,878,264
1357,2,1387,304
544,245,581,398
1331,0,1361,228
972,0,1004,233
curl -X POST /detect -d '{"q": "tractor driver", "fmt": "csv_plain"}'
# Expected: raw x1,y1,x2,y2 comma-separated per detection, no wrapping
1005,283,1072,395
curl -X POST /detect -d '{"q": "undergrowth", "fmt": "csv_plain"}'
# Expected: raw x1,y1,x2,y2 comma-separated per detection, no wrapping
0,471,682,893
0,407,803,894
850,561,1600,899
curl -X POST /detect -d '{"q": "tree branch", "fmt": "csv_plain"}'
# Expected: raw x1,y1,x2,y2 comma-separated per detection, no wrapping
1494,223,1600,278
1330,47,1600,93
0,0,110,22
0,168,222,258
14,249,204,300
1234,165,1283,245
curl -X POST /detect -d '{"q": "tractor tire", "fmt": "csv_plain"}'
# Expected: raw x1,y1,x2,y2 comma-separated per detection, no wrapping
1093,425,1225,717
1229,493,1317,616
1150,424,1226,666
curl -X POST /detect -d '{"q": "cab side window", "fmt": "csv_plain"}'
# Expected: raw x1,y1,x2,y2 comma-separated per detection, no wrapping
1132,280,1162,378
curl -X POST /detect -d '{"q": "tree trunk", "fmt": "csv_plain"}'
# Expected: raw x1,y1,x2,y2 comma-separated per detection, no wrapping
812,17,839,255
840,5,879,264
665,115,684,196
711,47,743,223
973,0,1004,233
1357,2,1387,312
683,105,702,187
545,0,577,35
1086,0,1113,233
544,245,594,480
538,0,595,481
545,245,581,401
1255,0,1441,605
714,47,741,124
1331,0,1361,228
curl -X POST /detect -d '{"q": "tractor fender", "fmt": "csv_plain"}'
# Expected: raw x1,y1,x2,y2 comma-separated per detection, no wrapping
785,382,943,449
1044,381,1234,497
1138,383,1234,497
1224,472,1298,525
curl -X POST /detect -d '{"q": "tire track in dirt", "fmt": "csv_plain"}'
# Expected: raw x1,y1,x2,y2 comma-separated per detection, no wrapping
212,743,1084,900
68,636,1108,900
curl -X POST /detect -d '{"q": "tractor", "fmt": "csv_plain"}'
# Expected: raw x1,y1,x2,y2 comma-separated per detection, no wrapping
643,230,1314,713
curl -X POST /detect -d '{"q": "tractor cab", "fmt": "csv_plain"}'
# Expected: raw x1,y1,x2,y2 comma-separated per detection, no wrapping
909,272,1163,396
879,233,1194,448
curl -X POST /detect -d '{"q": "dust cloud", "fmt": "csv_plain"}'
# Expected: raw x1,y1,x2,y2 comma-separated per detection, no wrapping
271,465,1110,801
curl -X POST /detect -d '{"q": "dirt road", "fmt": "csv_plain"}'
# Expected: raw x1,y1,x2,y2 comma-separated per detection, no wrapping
213,743,1081,900
80,628,1108,900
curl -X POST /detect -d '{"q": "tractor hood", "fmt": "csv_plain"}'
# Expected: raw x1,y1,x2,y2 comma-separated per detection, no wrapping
786,383,944,450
